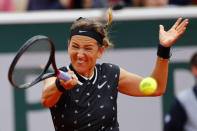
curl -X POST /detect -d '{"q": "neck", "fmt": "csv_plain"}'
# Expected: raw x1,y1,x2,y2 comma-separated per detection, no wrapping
69,64,95,79
81,67,94,78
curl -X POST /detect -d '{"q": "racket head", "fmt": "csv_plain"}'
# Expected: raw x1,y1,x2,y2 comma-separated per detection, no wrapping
8,35,58,89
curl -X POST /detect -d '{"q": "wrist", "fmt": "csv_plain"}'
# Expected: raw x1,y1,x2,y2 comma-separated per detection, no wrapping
55,78,66,92
157,44,171,59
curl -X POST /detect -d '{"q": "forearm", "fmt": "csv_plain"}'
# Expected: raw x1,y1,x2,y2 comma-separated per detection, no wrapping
41,77,63,108
151,56,169,96
59,0,72,8
151,18,188,96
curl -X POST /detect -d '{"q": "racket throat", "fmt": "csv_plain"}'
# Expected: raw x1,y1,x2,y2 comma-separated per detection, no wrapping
56,71,61,78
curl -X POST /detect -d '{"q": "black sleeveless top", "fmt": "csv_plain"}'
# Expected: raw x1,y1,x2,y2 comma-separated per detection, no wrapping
50,63,120,131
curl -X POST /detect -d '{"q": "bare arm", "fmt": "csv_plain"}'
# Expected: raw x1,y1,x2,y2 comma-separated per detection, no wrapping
59,0,72,8
41,77,62,107
41,71,78,107
118,18,188,97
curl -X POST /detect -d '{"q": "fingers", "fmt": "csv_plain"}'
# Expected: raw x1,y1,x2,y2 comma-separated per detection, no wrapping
67,71,78,86
159,25,165,32
60,71,78,90
176,19,189,34
178,27,186,36
172,17,182,29
68,71,78,81
159,18,188,47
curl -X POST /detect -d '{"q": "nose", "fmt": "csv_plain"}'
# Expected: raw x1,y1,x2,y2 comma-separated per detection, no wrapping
77,49,85,59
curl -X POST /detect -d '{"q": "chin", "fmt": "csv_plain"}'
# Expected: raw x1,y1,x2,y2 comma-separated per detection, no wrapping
74,65,88,74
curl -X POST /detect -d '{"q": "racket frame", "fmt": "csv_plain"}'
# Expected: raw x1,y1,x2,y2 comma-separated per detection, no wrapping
8,35,59,89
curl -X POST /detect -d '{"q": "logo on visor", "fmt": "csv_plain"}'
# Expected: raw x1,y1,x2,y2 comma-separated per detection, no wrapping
79,30,87,33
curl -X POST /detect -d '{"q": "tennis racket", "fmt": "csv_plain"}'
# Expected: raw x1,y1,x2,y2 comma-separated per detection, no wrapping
8,35,72,89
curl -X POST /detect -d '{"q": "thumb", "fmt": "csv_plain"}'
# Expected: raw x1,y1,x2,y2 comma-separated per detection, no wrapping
159,25,164,32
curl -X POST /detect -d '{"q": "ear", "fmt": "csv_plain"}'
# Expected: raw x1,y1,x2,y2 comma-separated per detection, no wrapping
97,46,105,59
191,66,197,78
67,40,71,53
67,40,71,46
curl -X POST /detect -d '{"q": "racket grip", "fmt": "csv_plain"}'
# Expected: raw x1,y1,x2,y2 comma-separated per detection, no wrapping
57,70,72,81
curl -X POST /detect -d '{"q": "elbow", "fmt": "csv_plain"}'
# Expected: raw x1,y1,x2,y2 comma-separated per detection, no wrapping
155,92,164,96
154,86,167,96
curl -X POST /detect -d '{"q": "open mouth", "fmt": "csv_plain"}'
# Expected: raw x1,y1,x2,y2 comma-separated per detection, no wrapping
77,60,86,64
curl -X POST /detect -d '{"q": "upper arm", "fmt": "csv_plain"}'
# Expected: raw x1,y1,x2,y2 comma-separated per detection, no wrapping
118,68,144,96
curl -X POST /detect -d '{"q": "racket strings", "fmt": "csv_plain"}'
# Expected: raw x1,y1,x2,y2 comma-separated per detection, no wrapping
12,39,51,88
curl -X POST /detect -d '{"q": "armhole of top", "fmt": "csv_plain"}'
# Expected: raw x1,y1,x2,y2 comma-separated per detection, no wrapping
102,63,120,89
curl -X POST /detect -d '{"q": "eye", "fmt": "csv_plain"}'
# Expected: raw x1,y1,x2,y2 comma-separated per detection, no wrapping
72,45,79,49
85,48,92,51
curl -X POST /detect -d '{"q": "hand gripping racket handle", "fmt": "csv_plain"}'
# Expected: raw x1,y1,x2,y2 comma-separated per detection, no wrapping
56,70,72,81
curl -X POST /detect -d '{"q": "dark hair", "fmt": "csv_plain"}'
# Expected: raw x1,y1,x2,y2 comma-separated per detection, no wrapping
70,9,113,49
190,52,197,67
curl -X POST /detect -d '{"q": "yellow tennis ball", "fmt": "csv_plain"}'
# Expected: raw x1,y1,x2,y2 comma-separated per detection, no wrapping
140,77,157,95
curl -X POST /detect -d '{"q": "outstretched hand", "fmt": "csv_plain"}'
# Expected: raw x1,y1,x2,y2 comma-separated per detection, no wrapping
159,18,189,47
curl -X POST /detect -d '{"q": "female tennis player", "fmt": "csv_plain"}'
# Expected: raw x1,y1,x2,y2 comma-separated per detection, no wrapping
41,9,188,131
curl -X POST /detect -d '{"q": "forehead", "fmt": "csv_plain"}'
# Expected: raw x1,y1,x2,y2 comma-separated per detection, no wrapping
70,35,98,46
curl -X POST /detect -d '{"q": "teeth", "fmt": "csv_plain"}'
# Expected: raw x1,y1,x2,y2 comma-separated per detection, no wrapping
77,60,85,64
